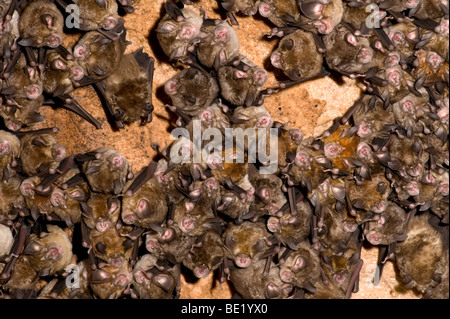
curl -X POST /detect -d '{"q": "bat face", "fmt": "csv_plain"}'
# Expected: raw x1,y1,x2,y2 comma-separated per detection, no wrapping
363,202,407,246
82,192,120,232
267,197,312,248
248,171,287,217
395,213,447,296
196,20,240,69
270,29,324,81
156,6,203,61
79,147,133,194
18,0,64,48
220,0,260,16
223,221,270,268
145,225,197,264
165,67,220,118
73,29,127,81
229,258,292,299
323,24,379,77
89,261,132,299
121,166,168,229
89,226,132,268
320,244,363,297
100,49,154,126
278,241,321,292
132,254,177,299
258,0,302,27
1,54,45,130
19,131,66,176
43,50,85,97
23,224,73,277
182,230,224,278
218,58,268,107
74,0,119,31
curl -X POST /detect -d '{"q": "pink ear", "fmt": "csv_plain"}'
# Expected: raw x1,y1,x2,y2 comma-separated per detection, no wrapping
270,51,282,69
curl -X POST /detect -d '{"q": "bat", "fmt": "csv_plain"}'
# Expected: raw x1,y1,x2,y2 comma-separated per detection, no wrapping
58,0,119,31
1,52,45,131
131,254,178,299
22,224,73,277
73,26,127,82
89,261,132,299
19,130,66,176
164,67,220,119
156,1,203,62
82,192,120,232
77,147,133,194
229,258,292,299
278,240,321,294
394,212,448,298
258,0,302,27
196,19,240,69
217,57,268,107
18,0,64,48
95,48,154,128
121,161,168,229
270,29,324,82
182,230,224,279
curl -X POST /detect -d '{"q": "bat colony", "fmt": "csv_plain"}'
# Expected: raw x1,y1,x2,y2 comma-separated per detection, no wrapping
0,0,448,299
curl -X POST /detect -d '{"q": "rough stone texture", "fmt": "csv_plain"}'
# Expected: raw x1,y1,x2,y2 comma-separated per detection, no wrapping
29,0,418,299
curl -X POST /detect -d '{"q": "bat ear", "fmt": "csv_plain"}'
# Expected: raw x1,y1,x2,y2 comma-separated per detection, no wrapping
154,274,173,292
91,269,111,284
96,0,106,8
224,233,236,250
95,242,107,255
349,252,361,266
18,37,35,47
265,282,281,299
23,241,43,255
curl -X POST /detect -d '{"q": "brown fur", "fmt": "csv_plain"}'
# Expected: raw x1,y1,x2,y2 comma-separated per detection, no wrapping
272,29,323,80
182,230,224,278
165,67,219,117
395,213,445,295
89,226,132,267
121,173,168,229
81,147,131,194
75,30,126,80
83,192,120,231
101,51,153,123
20,132,64,176
18,0,63,48
132,254,177,299
156,7,203,61
196,20,240,69
76,0,118,31
26,225,73,276
230,258,290,299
